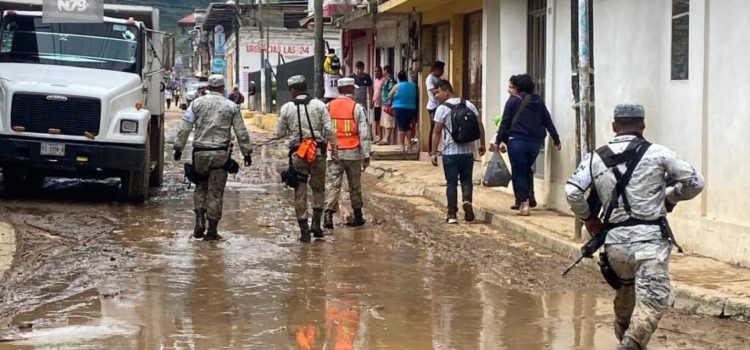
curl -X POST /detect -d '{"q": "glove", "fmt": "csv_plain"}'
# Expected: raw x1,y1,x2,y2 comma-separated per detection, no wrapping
244,155,252,167
174,150,182,161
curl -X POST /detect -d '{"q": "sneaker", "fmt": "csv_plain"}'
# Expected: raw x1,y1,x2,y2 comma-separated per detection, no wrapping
510,200,521,210
410,138,418,145
517,201,530,216
462,201,475,222
446,214,458,224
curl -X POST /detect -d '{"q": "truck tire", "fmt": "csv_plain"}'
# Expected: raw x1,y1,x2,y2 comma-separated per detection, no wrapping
149,115,164,187
119,138,150,202
2,168,44,192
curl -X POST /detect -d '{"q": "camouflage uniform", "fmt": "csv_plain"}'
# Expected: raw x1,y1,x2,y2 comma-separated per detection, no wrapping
566,108,704,349
175,90,253,233
276,86,337,240
324,95,370,215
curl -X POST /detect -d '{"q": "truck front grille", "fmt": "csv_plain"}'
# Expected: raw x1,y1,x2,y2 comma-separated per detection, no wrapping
11,93,101,136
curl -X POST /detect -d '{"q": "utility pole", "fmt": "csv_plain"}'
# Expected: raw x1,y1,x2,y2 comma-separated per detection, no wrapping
575,0,593,239
259,0,267,113
314,0,323,99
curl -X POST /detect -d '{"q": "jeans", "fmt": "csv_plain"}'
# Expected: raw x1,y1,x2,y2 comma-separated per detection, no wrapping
442,154,474,214
428,109,436,152
508,138,542,202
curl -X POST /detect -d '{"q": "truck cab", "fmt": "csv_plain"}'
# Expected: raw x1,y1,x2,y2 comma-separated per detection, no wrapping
0,2,173,201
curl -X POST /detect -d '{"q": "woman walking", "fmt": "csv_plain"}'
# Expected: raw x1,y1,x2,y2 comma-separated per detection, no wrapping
490,74,561,216
386,71,418,151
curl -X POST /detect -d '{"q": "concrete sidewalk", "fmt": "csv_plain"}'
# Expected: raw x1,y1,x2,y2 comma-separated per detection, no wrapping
366,160,750,322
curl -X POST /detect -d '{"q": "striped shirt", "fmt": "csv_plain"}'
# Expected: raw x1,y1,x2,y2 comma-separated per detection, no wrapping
433,98,479,155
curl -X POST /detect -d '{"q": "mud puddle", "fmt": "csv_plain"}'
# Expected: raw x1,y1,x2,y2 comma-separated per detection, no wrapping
0,126,744,349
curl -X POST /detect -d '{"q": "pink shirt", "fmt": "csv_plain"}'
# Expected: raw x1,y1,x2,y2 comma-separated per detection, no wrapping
372,77,385,108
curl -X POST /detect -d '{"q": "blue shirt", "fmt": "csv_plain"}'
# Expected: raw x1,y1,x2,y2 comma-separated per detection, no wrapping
392,82,417,109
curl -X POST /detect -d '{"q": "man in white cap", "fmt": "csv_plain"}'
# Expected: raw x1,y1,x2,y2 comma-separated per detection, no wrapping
565,104,704,350
323,77,371,229
276,75,338,242
174,74,254,241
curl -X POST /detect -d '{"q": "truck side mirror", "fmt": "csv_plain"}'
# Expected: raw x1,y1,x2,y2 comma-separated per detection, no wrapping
162,33,175,72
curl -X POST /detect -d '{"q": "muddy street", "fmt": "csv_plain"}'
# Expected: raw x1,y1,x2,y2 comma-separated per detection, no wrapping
0,112,744,349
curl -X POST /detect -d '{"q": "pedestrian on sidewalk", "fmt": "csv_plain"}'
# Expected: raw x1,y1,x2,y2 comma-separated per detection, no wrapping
490,74,561,216
165,88,173,110
174,74,254,241
565,104,704,350
174,88,181,109
248,81,257,111
429,80,486,224
228,87,245,107
377,65,397,145
276,75,338,242
385,71,418,151
371,66,385,142
426,61,445,153
350,61,373,111
323,77,371,229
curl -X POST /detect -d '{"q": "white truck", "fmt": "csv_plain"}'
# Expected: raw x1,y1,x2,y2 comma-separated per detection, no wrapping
0,1,173,201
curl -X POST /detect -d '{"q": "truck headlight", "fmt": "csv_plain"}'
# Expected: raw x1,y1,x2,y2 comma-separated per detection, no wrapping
120,120,139,134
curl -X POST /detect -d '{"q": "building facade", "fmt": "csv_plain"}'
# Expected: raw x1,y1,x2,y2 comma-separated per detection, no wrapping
367,0,750,267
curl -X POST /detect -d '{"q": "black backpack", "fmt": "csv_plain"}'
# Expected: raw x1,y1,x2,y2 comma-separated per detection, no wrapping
330,56,341,71
444,99,480,143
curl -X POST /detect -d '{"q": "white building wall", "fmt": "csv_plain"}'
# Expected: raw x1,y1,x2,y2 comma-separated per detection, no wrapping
483,0,750,265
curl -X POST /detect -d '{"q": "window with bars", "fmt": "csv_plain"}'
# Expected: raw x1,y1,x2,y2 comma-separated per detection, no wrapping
671,0,689,80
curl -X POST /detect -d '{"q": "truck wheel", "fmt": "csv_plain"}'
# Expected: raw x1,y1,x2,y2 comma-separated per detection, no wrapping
118,139,150,202
2,168,44,191
149,115,164,187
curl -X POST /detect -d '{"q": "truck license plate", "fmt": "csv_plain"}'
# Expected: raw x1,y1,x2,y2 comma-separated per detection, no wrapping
40,143,65,156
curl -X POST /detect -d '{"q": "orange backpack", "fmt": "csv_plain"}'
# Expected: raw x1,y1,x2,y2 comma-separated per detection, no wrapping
295,102,319,163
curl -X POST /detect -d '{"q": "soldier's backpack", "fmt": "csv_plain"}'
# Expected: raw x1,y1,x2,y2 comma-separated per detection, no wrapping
443,99,480,144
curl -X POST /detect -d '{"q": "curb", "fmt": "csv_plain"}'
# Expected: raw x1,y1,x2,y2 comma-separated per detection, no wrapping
366,163,750,322
0,221,16,281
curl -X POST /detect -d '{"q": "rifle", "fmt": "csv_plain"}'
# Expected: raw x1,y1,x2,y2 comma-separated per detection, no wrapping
561,228,607,276
562,189,606,276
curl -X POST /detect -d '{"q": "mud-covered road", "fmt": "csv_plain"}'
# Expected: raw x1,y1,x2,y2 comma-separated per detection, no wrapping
0,112,745,349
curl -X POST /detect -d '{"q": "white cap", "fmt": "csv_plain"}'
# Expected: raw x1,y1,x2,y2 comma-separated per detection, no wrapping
337,77,358,89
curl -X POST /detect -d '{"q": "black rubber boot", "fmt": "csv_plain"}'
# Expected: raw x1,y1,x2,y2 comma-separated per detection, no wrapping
204,219,222,241
323,210,334,229
347,208,366,227
298,219,311,243
311,209,324,238
193,209,206,239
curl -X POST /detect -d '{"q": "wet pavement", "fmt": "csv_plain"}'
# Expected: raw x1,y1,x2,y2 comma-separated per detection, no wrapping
0,113,746,349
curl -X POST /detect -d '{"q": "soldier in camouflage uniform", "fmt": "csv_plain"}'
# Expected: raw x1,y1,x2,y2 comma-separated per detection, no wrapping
323,77,371,229
174,74,253,241
276,75,338,242
565,104,704,349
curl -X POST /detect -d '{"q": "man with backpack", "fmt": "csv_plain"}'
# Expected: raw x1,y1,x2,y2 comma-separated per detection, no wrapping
324,49,342,102
429,80,486,224
565,104,704,350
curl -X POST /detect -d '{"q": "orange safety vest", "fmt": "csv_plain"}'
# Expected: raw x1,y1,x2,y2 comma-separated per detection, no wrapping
328,97,361,150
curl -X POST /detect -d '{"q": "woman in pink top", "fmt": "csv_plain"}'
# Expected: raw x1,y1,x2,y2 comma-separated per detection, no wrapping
371,66,385,142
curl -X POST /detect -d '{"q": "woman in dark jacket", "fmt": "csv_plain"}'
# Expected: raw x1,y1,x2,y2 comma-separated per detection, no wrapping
490,74,561,216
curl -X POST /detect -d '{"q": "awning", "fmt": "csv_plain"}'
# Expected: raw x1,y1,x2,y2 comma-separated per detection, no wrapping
177,13,196,27
202,2,240,35
378,0,448,13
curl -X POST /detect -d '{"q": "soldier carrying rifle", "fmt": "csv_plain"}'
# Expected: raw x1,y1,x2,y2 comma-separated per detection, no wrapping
564,104,704,350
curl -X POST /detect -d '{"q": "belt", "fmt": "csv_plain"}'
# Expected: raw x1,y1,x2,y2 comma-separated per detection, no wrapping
607,217,661,229
193,146,229,153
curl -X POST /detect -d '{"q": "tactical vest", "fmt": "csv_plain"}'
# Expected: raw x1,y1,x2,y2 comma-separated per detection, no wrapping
328,97,360,150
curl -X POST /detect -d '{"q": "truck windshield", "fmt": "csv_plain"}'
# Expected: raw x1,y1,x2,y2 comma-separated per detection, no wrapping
0,14,140,74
